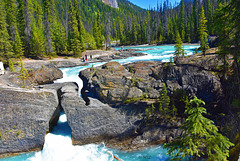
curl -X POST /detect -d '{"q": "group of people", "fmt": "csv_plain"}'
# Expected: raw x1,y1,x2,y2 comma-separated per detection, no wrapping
82,55,92,62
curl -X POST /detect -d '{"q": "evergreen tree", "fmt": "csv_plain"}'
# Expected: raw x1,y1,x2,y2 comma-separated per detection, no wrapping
159,83,170,119
146,11,151,44
193,0,199,41
94,10,102,49
179,0,185,41
4,0,23,57
206,0,213,35
167,16,174,43
43,0,54,55
69,0,81,57
174,32,185,57
131,14,137,44
18,57,29,88
31,0,46,57
17,0,25,40
164,97,234,160
198,6,209,56
158,20,164,44
22,0,34,56
73,0,85,51
186,19,191,43
215,2,231,77
0,2,14,62
118,17,125,45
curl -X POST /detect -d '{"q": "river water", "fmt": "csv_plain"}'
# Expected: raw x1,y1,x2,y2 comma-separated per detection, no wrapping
1,45,199,161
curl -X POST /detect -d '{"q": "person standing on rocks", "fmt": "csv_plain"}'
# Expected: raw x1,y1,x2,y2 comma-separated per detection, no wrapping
85,55,88,61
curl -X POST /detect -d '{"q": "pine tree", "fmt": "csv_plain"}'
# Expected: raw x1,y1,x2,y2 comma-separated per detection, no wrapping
131,14,137,45
43,0,54,56
18,57,29,88
167,16,174,43
159,83,170,119
118,17,125,45
206,0,213,35
69,0,81,57
179,0,185,41
164,96,234,160
146,11,151,44
186,20,191,43
198,6,209,56
193,0,199,41
0,2,14,63
30,0,46,57
73,0,85,51
94,10,102,49
17,0,25,40
158,20,163,44
174,32,185,57
22,0,34,56
4,0,24,58
215,2,231,77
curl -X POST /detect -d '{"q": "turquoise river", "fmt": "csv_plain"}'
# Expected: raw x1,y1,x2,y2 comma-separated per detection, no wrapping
1,45,199,161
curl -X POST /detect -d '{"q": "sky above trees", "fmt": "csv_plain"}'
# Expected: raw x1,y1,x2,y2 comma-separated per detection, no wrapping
128,0,181,9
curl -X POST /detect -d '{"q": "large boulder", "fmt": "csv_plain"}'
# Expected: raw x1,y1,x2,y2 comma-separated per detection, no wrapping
79,61,223,108
59,83,139,145
0,85,59,157
0,67,63,88
59,83,182,150
28,67,63,85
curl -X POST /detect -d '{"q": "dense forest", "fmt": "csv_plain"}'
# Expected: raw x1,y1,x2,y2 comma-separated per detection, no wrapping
0,0,239,68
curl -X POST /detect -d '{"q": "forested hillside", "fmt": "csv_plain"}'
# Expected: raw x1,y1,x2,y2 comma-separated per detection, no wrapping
0,0,239,71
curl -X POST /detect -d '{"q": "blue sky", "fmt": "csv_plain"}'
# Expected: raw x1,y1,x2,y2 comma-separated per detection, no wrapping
128,0,181,9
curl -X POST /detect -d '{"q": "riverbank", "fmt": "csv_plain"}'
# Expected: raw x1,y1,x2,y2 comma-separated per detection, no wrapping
19,48,146,70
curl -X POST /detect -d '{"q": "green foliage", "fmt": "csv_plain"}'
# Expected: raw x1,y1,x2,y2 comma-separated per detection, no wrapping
0,2,14,63
164,96,234,160
94,10,103,49
199,6,209,56
179,0,185,41
145,103,156,118
69,0,82,57
128,66,136,73
158,83,173,119
174,32,185,57
0,0,236,63
8,59,16,72
231,99,240,108
124,95,145,104
145,84,180,120
18,57,29,88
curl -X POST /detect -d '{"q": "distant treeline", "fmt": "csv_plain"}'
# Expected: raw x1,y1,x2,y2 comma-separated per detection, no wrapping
0,0,239,64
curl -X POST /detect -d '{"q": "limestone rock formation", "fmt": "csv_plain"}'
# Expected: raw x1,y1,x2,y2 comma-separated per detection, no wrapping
59,83,182,150
79,60,223,108
0,85,59,156
102,0,118,8
0,67,62,87
59,83,139,145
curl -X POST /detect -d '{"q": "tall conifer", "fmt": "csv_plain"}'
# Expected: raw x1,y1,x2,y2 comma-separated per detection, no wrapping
0,2,14,62
69,0,81,57
179,0,185,41
199,6,209,56
94,10,102,49
164,97,234,160
4,0,23,57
